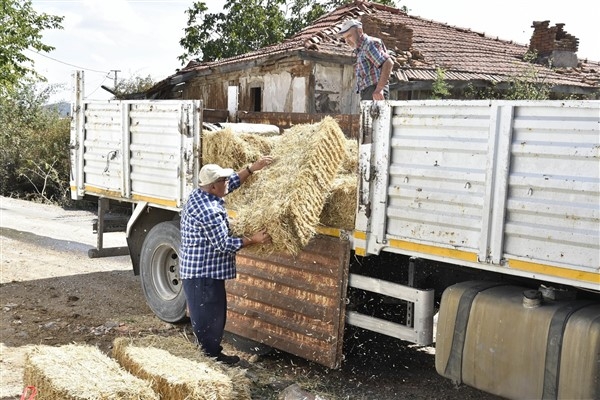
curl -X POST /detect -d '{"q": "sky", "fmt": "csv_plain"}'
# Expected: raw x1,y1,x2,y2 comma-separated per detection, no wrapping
29,0,599,103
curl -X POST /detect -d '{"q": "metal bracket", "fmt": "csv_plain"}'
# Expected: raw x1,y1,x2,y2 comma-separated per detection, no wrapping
88,198,129,258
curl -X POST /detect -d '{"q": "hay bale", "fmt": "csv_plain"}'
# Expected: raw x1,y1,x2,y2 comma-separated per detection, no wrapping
23,344,158,400
113,336,251,400
231,116,347,255
339,138,358,174
319,174,358,230
202,129,277,209
202,128,274,170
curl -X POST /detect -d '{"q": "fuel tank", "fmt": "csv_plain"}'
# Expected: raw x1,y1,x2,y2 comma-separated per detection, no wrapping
435,280,600,399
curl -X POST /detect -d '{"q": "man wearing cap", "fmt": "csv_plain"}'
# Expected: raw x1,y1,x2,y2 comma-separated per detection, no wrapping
338,18,394,101
180,156,273,365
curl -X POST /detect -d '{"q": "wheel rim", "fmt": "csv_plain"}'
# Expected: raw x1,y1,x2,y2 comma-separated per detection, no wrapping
150,243,180,300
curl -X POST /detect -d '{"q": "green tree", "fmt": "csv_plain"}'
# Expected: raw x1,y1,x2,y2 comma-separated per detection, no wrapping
431,67,452,99
504,51,551,100
113,74,156,99
179,0,399,64
0,0,64,94
0,84,71,204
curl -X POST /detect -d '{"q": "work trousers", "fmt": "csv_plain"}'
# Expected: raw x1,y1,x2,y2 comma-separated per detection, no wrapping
360,84,389,101
182,277,227,357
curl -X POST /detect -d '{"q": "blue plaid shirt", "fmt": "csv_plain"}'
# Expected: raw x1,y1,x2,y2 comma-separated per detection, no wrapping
179,173,243,280
354,34,390,93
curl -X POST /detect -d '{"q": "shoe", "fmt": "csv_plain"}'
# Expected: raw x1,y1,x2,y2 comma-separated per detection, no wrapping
215,353,240,365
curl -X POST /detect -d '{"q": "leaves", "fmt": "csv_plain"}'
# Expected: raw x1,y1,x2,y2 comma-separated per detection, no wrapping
178,0,399,64
0,0,64,94
0,84,71,204
113,75,156,99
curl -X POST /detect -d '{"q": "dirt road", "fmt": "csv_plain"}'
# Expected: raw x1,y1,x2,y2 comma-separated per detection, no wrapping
0,196,502,399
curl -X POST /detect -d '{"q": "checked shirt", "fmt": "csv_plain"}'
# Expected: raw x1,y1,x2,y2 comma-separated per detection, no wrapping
354,33,391,94
179,173,244,280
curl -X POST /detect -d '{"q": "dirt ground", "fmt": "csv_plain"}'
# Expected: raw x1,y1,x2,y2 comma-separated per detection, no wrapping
0,197,502,399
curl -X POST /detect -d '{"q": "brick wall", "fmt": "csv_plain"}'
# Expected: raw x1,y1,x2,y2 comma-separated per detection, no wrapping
362,15,413,52
529,20,579,56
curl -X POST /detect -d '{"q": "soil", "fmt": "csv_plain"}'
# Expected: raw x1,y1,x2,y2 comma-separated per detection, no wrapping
0,196,502,400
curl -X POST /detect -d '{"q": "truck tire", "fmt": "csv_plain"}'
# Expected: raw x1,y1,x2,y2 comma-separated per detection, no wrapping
140,220,187,323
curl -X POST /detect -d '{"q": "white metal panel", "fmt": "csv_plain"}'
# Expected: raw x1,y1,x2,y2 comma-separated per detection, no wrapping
74,99,201,207
82,102,124,191
383,102,492,252
501,102,600,272
362,100,599,288
128,102,187,202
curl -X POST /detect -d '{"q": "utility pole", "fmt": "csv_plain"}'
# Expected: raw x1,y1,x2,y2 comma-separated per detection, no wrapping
110,70,120,89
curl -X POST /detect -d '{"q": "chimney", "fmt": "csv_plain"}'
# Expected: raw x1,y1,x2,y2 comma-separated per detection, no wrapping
529,21,579,68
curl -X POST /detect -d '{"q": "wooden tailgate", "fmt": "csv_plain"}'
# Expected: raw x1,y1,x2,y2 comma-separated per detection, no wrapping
225,234,351,368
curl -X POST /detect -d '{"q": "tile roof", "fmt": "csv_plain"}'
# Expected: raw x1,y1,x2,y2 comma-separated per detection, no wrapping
165,0,600,92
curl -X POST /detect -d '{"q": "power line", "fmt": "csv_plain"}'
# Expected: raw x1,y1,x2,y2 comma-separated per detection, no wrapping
25,48,110,74
86,76,110,98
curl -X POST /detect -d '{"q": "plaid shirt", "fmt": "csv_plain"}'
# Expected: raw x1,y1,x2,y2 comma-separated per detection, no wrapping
179,173,243,280
354,33,390,93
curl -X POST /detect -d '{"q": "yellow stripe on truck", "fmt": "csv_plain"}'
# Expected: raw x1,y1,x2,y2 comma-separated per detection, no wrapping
388,239,479,263
83,186,178,208
131,194,178,208
509,258,600,285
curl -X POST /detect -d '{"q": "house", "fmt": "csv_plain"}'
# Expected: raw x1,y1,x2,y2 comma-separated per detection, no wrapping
146,0,599,127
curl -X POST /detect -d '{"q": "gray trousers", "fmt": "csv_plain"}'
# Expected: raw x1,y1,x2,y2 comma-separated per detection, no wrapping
360,84,389,101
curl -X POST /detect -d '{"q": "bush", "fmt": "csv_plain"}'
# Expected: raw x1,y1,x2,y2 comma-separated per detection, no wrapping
0,84,72,205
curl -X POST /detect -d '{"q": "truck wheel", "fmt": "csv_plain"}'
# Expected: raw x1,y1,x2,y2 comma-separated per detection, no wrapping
140,220,187,323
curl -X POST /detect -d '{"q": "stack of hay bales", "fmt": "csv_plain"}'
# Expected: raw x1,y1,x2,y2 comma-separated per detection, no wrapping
23,344,158,399
201,118,359,251
230,116,348,255
113,336,251,400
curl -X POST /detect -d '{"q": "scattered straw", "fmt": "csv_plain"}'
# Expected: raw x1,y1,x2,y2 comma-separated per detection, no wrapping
23,344,158,400
113,336,251,400
230,116,347,255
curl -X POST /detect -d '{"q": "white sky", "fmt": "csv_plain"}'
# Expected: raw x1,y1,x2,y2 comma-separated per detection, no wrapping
29,0,599,103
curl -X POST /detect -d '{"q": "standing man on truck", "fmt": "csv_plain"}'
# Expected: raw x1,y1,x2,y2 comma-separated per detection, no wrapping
180,157,273,365
338,18,394,101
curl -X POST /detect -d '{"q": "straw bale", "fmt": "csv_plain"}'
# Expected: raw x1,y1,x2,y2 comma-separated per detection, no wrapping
201,129,274,170
339,138,358,174
113,336,251,400
23,344,158,400
230,116,347,255
319,174,358,230
202,129,277,209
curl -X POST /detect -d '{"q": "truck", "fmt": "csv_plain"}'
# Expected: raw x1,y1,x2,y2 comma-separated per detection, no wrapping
69,72,599,399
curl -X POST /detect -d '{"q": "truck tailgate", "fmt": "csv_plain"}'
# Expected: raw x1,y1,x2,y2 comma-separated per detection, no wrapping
226,234,351,369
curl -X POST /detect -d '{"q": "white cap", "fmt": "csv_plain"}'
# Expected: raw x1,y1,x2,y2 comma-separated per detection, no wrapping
199,164,234,186
338,19,362,35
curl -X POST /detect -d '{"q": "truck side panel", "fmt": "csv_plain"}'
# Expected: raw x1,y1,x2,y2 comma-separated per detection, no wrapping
70,100,202,208
357,100,600,290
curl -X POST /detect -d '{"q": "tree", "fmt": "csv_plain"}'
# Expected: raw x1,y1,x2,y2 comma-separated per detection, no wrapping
0,0,64,94
113,75,156,99
431,67,452,99
179,0,399,64
0,84,71,204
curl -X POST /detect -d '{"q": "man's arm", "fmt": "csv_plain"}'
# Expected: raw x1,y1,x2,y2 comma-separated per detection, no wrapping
373,57,394,100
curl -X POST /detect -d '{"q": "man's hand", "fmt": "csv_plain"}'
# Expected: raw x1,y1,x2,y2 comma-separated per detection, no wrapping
372,89,385,101
248,155,274,173
245,229,272,246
